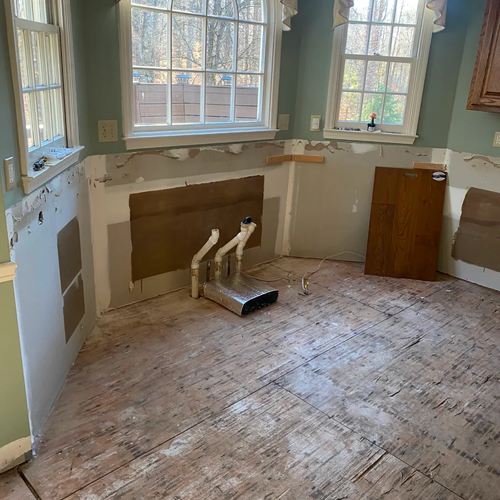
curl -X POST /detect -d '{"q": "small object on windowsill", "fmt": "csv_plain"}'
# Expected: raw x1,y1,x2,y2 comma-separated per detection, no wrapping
367,113,377,132
46,147,72,163
33,156,48,172
334,127,362,131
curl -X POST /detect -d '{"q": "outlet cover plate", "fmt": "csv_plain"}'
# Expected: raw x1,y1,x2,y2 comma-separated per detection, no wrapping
4,157,15,191
494,132,500,147
98,120,118,143
310,115,321,132
278,114,290,131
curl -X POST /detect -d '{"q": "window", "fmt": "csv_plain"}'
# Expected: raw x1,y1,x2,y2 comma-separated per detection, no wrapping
324,0,434,144
119,0,282,150
5,0,82,194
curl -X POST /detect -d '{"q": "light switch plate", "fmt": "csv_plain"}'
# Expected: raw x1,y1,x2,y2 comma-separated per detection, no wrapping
278,114,290,131
494,132,500,147
4,157,15,191
98,120,118,143
310,115,321,131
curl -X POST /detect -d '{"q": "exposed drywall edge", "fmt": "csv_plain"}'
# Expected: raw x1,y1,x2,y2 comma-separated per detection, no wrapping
0,436,31,473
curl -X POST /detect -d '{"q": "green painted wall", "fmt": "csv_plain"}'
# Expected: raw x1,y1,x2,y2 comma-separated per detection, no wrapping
447,0,500,157
0,188,30,452
292,0,470,146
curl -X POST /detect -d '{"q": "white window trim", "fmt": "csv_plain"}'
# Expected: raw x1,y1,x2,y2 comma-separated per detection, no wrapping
4,0,83,194
118,0,282,151
324,4,435,145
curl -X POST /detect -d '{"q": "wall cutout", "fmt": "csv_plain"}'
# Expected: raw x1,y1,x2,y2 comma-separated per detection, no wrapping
130,176,265,281
452,188,500,272
57,217,85,342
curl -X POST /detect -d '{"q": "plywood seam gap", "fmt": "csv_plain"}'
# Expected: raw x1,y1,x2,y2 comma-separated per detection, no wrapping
18,468,42,500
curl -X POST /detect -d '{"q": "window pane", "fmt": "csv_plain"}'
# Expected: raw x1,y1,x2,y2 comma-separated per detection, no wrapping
206,73,232,122
17,29,31,89
23,94,35,148
383,94,406,124
16,0,29,20
237,0,263,22
47,33,61,85
32,0,48,23
32,31,48,87
387,62,410,93
132,9,169,68
395,0,418,24
133,70,169,125
339,92,361,122
365,60,387,91
350,0,372,21
236,74,260,122
172,14,203,69
51,88,64,137
172,72,201,123
391,26,415,57
36,90,51,143
132,0,170,8
346,24,368,55
237,23,262,72
172,0,203,14
208,0,235,18
368,24,391,56
372,0,395,23
361,93,383,123
206,19,234,70
342,60,365,91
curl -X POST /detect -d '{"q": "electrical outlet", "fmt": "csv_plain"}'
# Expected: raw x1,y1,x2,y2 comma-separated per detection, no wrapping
278,114,290,131
310,115,321,132
98,120,118,143
4,157,15,191
494,132,500,147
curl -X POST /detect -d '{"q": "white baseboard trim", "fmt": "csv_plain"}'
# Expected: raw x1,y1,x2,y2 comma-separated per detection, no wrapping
0,261,17,283
0,436,31,473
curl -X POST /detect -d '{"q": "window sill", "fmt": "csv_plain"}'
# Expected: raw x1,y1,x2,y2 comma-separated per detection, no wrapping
323,129,418,145
22,146,85,194
0,261,17,284
124,128,279,151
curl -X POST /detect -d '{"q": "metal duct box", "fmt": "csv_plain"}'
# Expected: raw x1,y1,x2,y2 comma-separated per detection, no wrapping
204,273,279,316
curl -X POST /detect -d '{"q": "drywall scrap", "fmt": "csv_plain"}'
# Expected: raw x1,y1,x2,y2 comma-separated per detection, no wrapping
452,187,500,272
129,176,265,282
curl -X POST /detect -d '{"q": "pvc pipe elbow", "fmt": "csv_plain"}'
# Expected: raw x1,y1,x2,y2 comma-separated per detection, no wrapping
192,229,220,268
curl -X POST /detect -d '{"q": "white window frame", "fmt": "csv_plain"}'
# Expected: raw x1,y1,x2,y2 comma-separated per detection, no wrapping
5,0,83,194
324,1,435,145
119,0,282,150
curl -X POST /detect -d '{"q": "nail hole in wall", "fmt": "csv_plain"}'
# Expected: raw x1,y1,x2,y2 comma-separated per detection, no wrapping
38,211,44,225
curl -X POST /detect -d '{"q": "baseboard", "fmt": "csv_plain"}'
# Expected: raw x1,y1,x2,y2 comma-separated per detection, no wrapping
0,436,32,473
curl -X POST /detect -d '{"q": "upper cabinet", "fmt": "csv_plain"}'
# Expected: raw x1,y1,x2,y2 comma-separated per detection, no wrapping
467,0,500,113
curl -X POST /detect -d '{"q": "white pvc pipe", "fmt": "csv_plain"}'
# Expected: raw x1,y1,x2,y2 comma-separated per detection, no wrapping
191,229,220,299
214,225,249,278
236,222,257,273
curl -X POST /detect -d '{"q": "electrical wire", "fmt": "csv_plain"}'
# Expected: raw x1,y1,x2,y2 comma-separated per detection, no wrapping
301,251,366,295
245,272,292,284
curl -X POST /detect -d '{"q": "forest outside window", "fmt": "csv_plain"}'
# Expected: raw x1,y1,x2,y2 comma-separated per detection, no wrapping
324,0,435,144
120,0,282,149
5,0,81,193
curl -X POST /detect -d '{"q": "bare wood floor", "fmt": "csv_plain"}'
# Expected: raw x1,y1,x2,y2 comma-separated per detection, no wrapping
2,258,499,500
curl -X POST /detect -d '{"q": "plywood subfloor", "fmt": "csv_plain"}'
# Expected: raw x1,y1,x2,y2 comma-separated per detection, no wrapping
2,258,499,499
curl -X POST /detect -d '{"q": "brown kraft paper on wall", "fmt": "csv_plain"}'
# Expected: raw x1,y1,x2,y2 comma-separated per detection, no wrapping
130,176,265,282
452,187,500,273
63,274,85,343
57,217,82,292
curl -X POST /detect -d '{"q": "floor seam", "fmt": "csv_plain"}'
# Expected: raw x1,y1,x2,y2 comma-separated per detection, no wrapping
18,468,42,500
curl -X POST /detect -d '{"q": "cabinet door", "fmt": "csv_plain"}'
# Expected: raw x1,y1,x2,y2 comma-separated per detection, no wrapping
365,167,447,281
467,0,500,112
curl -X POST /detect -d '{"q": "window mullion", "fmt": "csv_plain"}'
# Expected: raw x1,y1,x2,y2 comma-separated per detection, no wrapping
200,14,207,124
167,11,172,125
230,21,238,123
26,29,41,147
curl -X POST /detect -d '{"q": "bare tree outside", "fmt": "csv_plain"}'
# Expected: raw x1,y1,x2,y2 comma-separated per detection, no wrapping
131,0,264,125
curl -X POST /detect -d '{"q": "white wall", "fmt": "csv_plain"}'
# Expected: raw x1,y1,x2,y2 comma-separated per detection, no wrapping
5,160,96,440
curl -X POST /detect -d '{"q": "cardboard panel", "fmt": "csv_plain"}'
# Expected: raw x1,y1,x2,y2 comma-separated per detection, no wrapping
63,274,85,343
130,176,265,281
452,188,500,272
57,217,82,292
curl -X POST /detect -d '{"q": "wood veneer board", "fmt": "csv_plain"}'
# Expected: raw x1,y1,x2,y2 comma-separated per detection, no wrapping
365,167,447,281
0,470,36,500
130,176,264,281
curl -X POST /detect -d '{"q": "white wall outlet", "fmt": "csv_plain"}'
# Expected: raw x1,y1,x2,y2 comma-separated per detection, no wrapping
494,132,500,147
98,120,119,143
278,114,290,131
310,115,321,132
4,157,15,191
